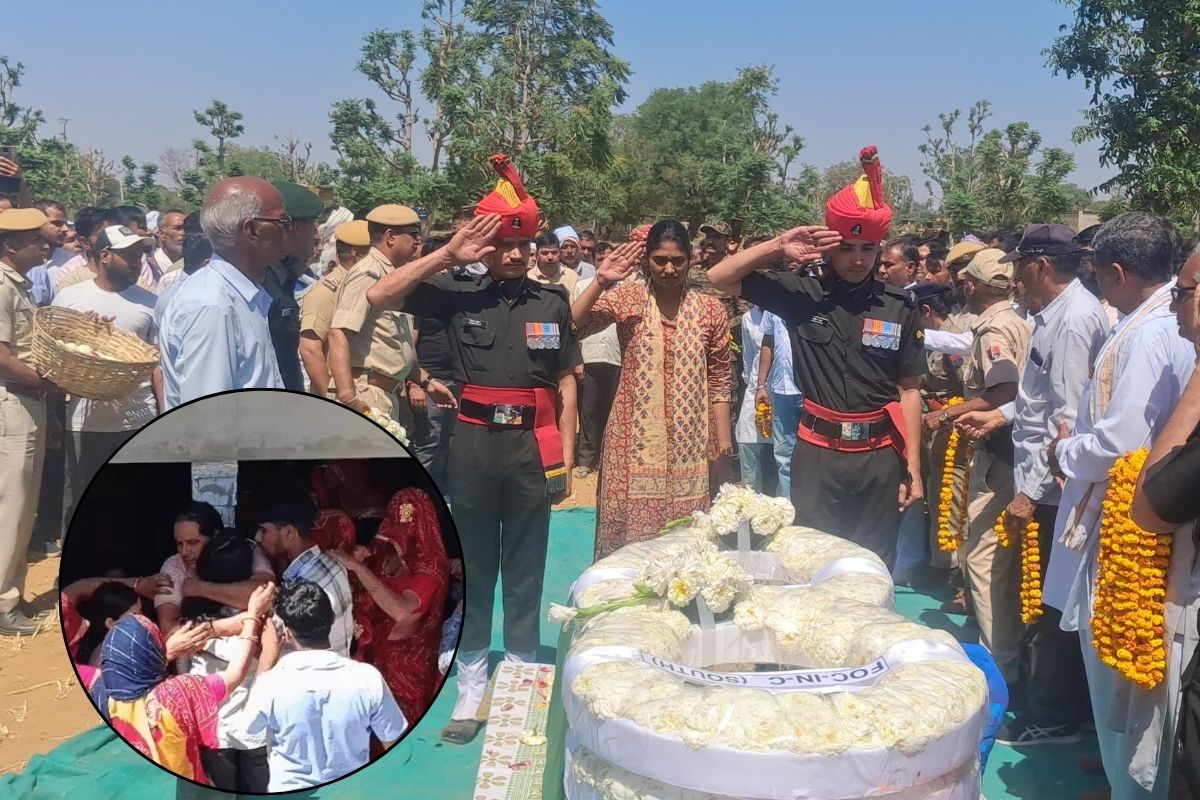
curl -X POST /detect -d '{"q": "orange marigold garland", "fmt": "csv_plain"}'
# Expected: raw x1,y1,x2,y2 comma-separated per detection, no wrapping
995,514,1043,623
755,400,773,439
1092,449,1171,690
936,398,970,552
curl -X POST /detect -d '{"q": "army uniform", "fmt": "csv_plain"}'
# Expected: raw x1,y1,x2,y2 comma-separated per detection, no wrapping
300,220,368,397
741,270,926,566
263,181,325,392
0,209,50,634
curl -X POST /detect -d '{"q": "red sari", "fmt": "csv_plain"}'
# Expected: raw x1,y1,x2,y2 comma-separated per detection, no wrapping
310,461,388,519
355,489,449,723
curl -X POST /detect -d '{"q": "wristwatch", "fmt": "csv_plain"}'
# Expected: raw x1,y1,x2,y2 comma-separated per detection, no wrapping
417,374,431,390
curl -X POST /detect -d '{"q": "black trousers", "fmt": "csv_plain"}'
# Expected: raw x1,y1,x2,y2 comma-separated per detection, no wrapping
1171,623,1200,799
577,363,620,470
198,746,269,794
449,423,551,655
1023,503,1092,726
789,439,903,569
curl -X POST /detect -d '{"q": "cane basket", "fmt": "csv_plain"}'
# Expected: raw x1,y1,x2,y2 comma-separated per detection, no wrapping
32,306,159,400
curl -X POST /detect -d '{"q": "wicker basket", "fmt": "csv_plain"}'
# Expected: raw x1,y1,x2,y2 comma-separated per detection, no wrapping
32,306,160,400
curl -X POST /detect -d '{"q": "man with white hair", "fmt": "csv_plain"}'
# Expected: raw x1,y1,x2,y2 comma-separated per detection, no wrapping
158,177,288,408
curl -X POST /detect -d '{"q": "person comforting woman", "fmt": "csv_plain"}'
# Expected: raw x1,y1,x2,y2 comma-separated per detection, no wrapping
572,220,734,560
86,582,276,786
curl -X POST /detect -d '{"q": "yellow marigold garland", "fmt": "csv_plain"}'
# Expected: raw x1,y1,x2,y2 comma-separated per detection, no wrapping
755,400,773,439
936,398,969,552
995,514,1043,623
1092,449,1171,690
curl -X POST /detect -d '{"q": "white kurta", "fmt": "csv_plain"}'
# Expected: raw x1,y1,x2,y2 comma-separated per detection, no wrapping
736,307,769,446
1045,282,1200,797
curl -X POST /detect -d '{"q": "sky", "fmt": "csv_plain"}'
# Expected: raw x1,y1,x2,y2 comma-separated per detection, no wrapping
3,0,1110,200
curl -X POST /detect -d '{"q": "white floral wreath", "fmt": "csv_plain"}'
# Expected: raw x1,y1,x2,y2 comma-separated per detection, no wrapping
554,489,988,800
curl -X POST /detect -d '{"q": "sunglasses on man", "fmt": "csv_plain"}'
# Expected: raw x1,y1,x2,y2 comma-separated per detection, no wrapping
1171,285,1197,303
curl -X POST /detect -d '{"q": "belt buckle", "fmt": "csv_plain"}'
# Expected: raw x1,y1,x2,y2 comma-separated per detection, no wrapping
492,403,525,426
840,421,866,441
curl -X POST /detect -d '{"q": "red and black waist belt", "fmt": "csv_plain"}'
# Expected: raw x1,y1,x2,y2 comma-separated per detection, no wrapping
457,385,566,494
797,398,908,459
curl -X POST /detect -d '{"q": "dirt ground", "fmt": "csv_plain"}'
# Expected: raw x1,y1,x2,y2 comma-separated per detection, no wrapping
0,472,601,779
0,553,98,775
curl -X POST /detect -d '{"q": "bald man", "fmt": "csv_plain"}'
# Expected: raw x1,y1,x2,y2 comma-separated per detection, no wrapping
159,177,289,408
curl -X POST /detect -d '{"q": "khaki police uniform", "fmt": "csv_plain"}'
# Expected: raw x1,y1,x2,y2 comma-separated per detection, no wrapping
957,250,1032,683
330,247,417,421
0,211,48,616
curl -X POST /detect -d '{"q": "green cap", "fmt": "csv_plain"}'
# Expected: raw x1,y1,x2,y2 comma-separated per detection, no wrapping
271,181,324,221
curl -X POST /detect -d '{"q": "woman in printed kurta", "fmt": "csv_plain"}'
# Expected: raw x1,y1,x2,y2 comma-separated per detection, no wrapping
573,221,733,559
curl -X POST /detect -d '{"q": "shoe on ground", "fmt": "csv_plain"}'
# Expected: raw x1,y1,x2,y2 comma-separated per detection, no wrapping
574,466,594,479
996,716,1082,746
0,610,46,636
939,589,968,615
44,539,62,558
20,604,53,620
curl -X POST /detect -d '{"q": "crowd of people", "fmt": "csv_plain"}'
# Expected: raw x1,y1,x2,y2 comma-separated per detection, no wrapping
59,468,456,793
3,137,1200,800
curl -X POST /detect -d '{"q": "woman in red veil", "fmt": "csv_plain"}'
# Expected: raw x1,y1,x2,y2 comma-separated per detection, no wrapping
325,488,449,723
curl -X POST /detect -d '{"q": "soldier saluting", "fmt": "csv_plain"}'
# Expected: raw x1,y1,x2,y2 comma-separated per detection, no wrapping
709,146,925,567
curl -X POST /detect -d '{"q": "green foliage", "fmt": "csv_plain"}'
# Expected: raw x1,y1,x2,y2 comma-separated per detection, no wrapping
618,66,813,234
919,100,1082,234
121,156,163,210
1048,0,1200,229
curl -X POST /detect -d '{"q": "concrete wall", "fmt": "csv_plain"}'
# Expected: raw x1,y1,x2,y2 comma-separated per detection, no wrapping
110,390,412,463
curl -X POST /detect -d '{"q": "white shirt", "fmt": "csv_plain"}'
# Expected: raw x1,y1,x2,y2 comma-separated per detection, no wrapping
923,328,973,356
570,277,620,366
153,248,175,274
189,635,268,750
1045,282,1197,622
51,280,159,432
761,311,801,396
736,308,769,445
247,649,407,791
1011,280,1110,505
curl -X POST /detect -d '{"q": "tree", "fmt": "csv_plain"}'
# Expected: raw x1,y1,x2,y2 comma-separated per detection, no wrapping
330,0,629,223
1047,0,1200,230
120,156,163,209
918,100,1079,233
620,66,813,233
193,100,244,178
0,56,42,146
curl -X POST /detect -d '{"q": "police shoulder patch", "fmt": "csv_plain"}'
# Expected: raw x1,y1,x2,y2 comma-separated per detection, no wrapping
321,275,342,291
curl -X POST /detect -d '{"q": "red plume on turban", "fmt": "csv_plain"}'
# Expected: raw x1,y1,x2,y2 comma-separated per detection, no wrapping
825,146,892,243
474,154,540,238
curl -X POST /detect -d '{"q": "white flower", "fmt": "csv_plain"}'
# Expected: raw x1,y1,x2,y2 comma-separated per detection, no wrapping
749,496,795,536
666,576,698,606
708,502,741,534
547,603,579,624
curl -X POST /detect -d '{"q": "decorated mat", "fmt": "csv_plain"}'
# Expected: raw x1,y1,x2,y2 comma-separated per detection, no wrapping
474,662,557,799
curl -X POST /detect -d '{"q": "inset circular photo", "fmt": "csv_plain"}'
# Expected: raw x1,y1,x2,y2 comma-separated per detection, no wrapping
57,389,463,794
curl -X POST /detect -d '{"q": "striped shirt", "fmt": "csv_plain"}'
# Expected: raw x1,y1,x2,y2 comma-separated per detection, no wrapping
281,547,353,658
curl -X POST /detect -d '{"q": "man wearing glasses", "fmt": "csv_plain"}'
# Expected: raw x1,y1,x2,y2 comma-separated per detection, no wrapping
159,178,288,408
329,204,424,425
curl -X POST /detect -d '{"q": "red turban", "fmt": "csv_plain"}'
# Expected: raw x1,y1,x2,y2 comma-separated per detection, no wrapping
628,224,652,243
475,154,540,239
825,146,892,243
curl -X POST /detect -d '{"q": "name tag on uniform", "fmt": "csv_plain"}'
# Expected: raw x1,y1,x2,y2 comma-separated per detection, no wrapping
526,322,560,350
463,318,488,329
862,319,901,351
281,308,295,318
809,315,830,327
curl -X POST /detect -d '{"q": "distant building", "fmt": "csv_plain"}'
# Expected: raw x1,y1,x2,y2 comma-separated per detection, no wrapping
1064,209,1100,233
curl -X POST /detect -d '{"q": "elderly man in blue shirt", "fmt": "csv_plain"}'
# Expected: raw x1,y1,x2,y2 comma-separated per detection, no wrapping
159,178,288,408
